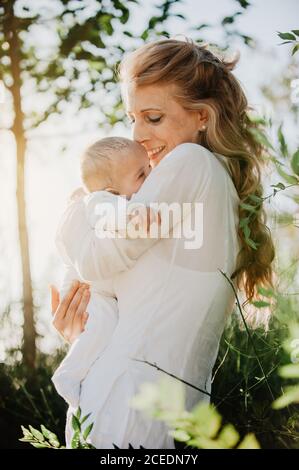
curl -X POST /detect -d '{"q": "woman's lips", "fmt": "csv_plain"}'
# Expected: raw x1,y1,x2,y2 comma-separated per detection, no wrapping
148,145,166,160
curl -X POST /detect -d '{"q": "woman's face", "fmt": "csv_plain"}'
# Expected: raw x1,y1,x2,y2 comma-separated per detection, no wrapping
124,82,206,168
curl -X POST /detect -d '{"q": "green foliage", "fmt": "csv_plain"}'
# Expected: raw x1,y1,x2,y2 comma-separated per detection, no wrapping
19,407,96,449
0,350,68,449
277,30,299,55
0,0,184,129
129,375,260,449
68,407,96,449
20,425,63,449
212,290,299,449
272,323,299,410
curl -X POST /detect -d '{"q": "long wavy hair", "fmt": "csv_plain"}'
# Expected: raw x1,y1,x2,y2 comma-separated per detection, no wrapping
117,37,275,307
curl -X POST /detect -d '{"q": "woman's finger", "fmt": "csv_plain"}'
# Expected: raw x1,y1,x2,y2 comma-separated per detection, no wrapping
72,289,90,326
82,312,89,329
50,285,60,315
65,285,88,323
76,289,90,317
72,290,90,334
56,280,81,320
79,312,89,334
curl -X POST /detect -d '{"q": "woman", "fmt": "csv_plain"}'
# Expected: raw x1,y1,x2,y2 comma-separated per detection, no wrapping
51,37,275,449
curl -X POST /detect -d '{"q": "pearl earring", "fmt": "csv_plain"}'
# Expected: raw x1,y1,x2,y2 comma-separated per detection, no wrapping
201,125,206,131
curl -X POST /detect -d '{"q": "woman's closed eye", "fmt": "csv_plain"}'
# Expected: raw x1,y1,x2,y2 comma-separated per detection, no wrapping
147,116,161,123
127,116,162,124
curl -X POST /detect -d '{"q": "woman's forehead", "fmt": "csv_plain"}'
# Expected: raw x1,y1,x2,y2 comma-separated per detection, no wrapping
123,82,176,113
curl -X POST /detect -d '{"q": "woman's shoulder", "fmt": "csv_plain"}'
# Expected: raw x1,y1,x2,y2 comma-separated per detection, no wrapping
163,143,239,200
160,142,215,172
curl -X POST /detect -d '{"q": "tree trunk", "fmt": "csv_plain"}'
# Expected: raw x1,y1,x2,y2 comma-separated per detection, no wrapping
4,0,36,369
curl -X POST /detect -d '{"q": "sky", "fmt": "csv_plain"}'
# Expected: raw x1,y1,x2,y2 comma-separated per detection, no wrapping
0,0,298,359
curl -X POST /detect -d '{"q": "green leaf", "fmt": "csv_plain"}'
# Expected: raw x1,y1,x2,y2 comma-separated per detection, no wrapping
270,182,285,190
239,217,250,228
257,286,274,297
243,224,250,239
238,433,260,449
29,425,45,442
291,30,299,37
218,424,239,448
240,203,257,212
251,300,271,308
272,385,299,409
292,43,299,55
21,426,31,438
40,424,60,447
248,128,274,151
170,429,190,442
278,363,299,379
81,413,92,425
245,238,259,250
49,436,60,448
75,407,82,420
277,124,288,157
247,194,263,204
277,31,296,41
276,164,298,184
191,403,222,439
71,430,81,449
31,443,48,449
83,423,94,441
71,414,81,432
291,149,299,176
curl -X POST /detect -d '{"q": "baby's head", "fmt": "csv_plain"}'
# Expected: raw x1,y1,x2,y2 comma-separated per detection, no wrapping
80,136,151,198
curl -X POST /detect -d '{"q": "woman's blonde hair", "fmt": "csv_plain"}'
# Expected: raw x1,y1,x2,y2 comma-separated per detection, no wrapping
117,36,275,306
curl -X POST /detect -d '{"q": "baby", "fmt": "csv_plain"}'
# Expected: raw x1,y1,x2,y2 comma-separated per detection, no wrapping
51,136,160,409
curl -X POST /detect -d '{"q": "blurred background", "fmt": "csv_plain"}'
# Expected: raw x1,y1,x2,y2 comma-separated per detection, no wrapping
0,0,299,449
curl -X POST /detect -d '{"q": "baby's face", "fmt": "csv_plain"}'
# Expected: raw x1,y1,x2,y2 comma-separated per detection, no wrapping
111,143,152,198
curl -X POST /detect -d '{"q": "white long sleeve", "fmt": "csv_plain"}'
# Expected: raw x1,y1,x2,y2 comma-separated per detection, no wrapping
52,196,119,408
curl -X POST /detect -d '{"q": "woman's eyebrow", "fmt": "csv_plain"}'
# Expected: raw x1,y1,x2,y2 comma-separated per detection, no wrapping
141,107,162,112
127,107,162,114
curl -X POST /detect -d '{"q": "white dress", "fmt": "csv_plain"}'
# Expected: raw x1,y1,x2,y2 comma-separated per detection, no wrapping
64,142,241,449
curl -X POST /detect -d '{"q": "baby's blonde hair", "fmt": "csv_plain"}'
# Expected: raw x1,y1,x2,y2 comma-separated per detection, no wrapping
81,136,133,192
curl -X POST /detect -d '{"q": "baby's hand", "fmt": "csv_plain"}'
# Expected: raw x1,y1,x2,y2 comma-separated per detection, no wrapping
68,187,87,204
127,205,161,237
145,207,161,232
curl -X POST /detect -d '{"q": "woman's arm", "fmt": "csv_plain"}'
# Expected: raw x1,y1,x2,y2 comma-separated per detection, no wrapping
78,143,212,281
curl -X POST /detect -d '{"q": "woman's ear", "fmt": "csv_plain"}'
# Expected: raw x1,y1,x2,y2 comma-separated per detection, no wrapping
197,108,209,129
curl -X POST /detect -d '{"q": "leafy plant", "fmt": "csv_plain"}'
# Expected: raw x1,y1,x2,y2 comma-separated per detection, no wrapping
19,425,63,449
19,407,96,449
129,375,260,449
273,323,299,410
277,30,299,56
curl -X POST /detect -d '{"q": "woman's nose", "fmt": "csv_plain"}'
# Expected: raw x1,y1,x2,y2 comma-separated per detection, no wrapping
132,121,149,144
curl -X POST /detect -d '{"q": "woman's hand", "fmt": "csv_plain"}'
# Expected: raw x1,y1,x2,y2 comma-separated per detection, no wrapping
50,281,90,344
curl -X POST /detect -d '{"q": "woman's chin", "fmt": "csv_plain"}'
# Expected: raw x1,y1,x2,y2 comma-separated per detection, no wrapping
150,153,164,168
